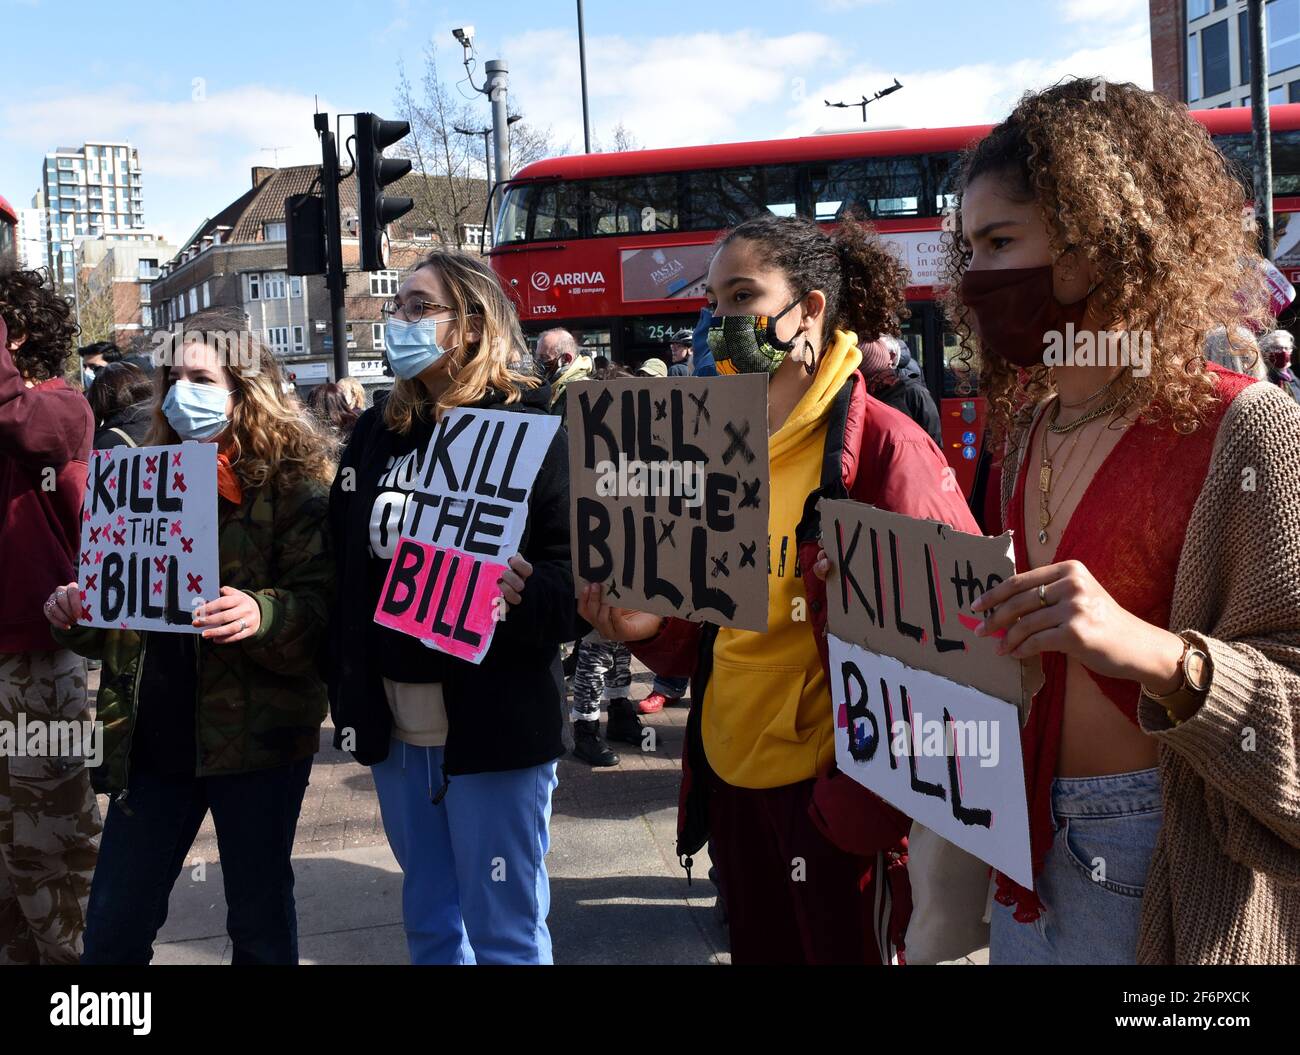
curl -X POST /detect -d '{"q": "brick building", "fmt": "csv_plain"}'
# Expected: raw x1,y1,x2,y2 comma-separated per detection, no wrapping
149,165,488,393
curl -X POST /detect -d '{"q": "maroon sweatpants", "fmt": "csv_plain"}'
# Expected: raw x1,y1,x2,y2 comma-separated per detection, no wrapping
707,774,892,965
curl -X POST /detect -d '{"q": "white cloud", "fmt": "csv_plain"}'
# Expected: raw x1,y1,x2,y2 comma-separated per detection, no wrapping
2,85,332,245
501,28,844,151
1060,0,1148,24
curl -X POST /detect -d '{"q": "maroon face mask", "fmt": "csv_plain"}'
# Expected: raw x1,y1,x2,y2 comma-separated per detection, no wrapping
958,265,1092,368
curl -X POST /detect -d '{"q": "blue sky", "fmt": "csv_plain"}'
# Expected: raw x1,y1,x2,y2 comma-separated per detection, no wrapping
0,0,1153,247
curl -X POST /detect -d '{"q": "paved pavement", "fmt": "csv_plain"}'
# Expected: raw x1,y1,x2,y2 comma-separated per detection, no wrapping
88,660,986,965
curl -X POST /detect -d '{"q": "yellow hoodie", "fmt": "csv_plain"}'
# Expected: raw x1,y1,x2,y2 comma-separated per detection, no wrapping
702,330,862,789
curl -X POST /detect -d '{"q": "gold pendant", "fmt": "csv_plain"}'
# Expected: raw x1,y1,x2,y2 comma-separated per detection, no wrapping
1038,461,1052,493
1038,529,1049,545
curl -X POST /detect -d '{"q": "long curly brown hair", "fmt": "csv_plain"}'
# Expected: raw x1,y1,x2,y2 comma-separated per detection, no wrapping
148,307,337,494
938,78,1272,443
0,268,79,382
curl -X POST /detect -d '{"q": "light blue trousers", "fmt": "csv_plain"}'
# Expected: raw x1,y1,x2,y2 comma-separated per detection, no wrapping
372,740,559,965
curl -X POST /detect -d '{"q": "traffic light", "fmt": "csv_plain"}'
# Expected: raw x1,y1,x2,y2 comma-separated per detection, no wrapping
285,193,326,275
355,113,413,272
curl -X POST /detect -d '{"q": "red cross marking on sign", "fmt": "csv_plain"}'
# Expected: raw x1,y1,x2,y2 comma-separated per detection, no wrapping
186,573,203,594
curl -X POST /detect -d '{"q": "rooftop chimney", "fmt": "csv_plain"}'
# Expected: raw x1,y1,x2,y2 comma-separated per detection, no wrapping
251,166,275,187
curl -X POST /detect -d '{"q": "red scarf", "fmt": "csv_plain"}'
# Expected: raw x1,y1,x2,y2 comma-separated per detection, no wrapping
995,365,1251,921
216,445,243,506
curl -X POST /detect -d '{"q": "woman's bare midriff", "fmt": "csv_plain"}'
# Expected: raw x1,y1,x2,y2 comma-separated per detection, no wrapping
1057,657,1158,776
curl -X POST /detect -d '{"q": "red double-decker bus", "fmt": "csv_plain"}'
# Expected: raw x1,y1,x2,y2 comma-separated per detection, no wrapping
489,106,1300,495
0,194,17,269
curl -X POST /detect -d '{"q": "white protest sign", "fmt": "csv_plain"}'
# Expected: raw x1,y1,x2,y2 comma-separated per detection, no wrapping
828,634,1032,887
76,443,221,633
373,407,561,665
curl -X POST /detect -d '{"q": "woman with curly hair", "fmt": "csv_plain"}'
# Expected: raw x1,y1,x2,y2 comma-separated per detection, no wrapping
941,79,1300,965
0,270,99,965
580,214,978,964
44,308,336,964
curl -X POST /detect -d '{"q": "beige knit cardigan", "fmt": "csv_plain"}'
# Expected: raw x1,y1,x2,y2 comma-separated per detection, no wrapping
1000,380,1300,965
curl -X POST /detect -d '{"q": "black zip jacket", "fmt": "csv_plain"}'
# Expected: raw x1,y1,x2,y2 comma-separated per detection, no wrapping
326,383,577,776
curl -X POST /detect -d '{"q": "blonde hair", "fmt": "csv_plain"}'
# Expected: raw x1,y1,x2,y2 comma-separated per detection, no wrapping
149,307,338,493
383,248,538,434
336,375,366,411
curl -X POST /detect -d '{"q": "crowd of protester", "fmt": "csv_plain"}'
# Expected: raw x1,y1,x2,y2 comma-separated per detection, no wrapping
2,78,1299,968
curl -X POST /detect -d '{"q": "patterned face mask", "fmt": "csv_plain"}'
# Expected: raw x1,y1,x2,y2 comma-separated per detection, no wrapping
705,294,806,375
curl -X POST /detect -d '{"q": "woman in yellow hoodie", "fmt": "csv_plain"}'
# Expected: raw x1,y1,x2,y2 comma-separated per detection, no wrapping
580,214,980,964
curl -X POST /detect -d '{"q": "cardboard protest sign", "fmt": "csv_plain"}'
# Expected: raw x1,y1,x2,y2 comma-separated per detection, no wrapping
567,373,769,632
818,499,1039,713
373,407,560,665
828,635,1032,887
76,443,220,633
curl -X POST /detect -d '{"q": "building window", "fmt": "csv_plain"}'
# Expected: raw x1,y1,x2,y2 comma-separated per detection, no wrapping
372,322,385,349
176,294,185,320
263,272,286,299
247,272,260,300
1270,0,1300,76
1189,33,1202,102
290,276,302,297
138,258,158,279
264,221,286,241
265,327,289,354
369,270,399,296
292,325,305,353
141,305,153,329
140,283,151,304
202,281,210,308
1203,18,1231,98
462,224,487,248
188,288,198,313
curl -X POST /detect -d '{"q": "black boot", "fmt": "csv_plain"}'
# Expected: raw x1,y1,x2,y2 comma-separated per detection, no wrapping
605,697,644,746
572,719,619,767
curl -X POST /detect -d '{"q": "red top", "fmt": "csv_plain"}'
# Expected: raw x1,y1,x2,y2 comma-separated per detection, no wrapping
995,365,1254,920
0,318,94,652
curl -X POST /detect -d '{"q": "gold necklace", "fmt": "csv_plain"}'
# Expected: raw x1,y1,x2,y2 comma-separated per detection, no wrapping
1036,405,1115,545
1056,368,1124,409
1046,392,1121,435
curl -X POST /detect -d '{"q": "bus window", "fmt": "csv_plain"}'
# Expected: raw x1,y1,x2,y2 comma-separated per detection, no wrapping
808,156,923,220
496,183,532,244
928,151,960,213
685,165,799,228
533,182,583,240
1211,129,1300,196
588,174,680,234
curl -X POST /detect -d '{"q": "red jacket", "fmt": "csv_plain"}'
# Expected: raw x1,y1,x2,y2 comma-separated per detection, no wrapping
631,369,980,951
0,319,93,653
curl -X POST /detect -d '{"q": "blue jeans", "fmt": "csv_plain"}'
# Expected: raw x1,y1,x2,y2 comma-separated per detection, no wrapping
81,757,313,965
651,675,688,699
372,741,558,965
990,767,1162,965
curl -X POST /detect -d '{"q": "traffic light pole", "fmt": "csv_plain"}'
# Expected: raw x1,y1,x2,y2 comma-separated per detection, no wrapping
315,112,349,380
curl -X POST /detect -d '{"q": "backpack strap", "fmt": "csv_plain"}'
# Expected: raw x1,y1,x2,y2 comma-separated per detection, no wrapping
106,427,138,448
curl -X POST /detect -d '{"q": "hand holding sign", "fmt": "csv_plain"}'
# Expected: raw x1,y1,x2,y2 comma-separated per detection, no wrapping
971,559,1187,694
578,582,665,643
43,582,83,631
497,555,532,607
193,586,262,643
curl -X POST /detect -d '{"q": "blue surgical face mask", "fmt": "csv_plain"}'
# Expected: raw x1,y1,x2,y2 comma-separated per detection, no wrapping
163,379,231,441
384,317,452,380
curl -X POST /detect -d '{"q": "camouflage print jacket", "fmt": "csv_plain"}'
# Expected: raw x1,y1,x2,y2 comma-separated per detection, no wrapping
53,476,333,797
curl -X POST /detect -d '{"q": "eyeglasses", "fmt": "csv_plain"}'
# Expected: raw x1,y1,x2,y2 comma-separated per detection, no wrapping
381,298,457,323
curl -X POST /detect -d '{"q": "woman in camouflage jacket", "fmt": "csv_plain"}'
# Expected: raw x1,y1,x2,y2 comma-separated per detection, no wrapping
46,311,335,965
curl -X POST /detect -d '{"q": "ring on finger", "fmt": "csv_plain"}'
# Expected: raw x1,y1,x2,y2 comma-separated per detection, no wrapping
239,619,247,632
1037,584,1048,608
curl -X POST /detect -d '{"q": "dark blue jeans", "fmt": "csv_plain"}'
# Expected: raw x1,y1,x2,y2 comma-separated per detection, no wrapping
81,757,312,965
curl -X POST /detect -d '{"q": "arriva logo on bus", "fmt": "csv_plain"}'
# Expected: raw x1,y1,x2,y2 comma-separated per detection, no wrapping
531,270,607,292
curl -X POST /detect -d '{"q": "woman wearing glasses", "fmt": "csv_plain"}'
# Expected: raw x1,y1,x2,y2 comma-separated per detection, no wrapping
327,249,575,965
